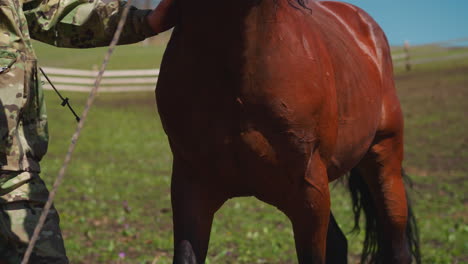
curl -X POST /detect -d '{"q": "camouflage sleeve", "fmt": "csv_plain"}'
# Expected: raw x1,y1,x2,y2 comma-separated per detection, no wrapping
23,0,156,48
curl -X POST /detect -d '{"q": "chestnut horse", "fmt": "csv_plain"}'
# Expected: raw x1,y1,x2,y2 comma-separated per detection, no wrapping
156,0,420,263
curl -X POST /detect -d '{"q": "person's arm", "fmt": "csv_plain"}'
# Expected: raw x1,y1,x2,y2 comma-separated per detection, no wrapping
24,0,175,48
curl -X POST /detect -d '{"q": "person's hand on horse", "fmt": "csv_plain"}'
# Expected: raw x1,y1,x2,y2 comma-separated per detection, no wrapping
147,0,177,34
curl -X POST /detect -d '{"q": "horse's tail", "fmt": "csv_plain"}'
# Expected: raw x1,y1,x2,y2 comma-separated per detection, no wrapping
347,168,421,264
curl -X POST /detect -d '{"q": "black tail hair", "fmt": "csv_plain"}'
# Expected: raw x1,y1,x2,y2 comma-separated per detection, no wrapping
348,168,421,264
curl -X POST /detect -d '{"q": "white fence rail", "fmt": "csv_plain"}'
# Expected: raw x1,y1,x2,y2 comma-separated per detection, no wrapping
41,67,158,92
393,53,468,68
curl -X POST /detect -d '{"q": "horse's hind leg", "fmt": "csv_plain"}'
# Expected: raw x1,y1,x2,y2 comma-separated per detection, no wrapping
353,133,414,264
284,152,331,264
171,159,225,264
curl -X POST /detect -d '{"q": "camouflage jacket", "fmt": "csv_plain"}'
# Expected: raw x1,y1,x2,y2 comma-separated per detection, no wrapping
0,0,155,172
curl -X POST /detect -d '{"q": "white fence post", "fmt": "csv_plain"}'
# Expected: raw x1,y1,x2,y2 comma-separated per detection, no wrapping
404,40,411,71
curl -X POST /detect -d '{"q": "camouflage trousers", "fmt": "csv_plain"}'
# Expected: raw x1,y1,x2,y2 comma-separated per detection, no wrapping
0,171,68,264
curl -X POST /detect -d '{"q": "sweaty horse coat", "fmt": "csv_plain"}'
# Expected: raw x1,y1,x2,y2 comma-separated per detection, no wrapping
156,0,419,263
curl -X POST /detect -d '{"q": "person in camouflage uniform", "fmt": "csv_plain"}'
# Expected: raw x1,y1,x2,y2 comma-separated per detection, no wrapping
0,0,175,262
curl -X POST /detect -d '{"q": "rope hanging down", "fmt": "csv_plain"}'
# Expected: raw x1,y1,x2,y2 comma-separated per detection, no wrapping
40,67,81,122
21,0,134,262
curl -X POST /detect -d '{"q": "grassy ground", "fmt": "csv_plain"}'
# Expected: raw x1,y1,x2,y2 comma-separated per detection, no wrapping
33,39,468,263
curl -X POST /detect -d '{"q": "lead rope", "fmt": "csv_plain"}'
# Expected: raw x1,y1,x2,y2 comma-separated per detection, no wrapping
39,67,81,122
21,0,134,262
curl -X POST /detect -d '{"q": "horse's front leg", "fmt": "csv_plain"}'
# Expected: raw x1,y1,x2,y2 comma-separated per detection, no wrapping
171,159,225,264
285,152,331,264
326,212,348,264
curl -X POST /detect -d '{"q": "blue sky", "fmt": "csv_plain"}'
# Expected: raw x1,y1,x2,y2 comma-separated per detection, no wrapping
342,0,468,45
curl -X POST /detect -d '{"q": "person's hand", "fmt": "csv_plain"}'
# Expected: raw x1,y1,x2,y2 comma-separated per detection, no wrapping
147,0,177,34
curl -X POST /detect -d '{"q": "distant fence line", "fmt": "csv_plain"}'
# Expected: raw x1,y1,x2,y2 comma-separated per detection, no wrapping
393,53,468,69
41,38,468,92
391,37,468,71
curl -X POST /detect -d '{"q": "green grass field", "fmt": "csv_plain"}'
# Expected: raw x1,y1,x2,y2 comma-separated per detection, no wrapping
32,39,468,263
